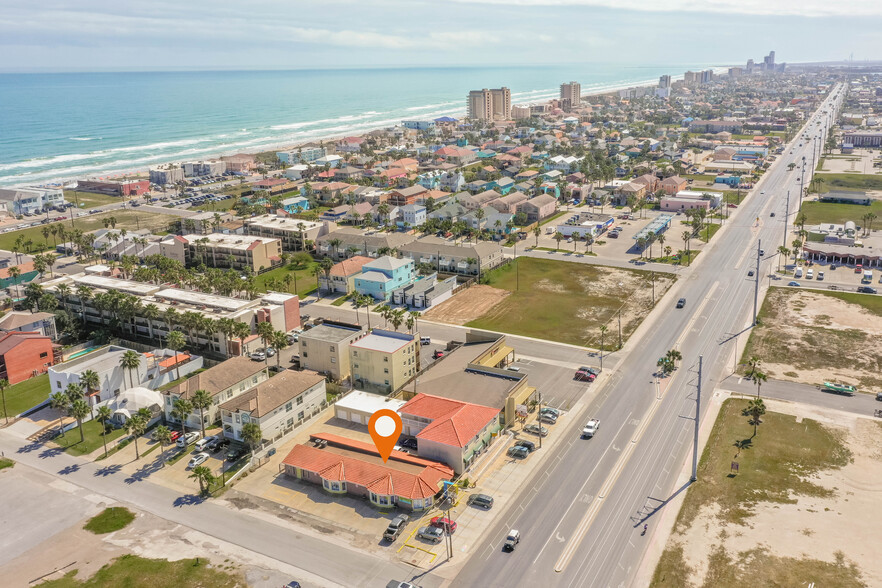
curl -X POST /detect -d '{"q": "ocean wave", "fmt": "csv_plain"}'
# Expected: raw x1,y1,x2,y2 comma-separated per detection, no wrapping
405,101,459,112
69,137,100,141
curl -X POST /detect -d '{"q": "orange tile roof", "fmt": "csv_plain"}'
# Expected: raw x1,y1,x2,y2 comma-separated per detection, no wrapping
329,256,373,277
0,262,35,280
282,442,451,500
158,353,189,369
400,393,500,448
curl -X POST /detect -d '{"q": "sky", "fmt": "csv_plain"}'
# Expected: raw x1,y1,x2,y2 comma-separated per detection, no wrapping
2,0,882,72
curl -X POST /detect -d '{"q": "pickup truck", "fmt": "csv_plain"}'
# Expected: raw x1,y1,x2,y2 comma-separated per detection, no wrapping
383,514,410,541
582,419,600,438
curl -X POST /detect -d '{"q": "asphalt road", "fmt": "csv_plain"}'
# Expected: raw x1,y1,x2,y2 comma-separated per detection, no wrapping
452,86,844,588
723,374,882,416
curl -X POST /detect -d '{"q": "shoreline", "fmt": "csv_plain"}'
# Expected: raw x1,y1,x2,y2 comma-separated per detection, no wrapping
3,68,720,189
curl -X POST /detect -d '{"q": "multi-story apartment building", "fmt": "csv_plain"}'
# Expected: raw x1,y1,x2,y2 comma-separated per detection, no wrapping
559,81,581,109
316,228,416,261
44,273,300,357
467,87,511,121
0,332,61,385
160,233,282,272
182,160,227,177
162,356,269,433
298,321,366,382
244,215,325,252
0,187,66,216
354,256,416,300
276,146,326,165
219,370,326,443
402,120,435,131
349,329,418,393
398,238,503,277
148,165,185,185
0,311,57,339
49,345,150,404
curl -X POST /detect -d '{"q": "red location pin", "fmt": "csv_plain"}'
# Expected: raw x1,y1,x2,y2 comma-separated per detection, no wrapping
369,409,402,463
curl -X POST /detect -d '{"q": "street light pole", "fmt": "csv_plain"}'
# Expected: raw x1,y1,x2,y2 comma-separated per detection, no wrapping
782,190,790,252
691,355,703,482
617,309,622,349
537,390,543,450
753,239,761,326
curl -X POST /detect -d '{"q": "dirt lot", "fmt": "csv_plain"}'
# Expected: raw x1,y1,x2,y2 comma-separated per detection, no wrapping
743,288,882,394
655,400,881,588
423,284,511,325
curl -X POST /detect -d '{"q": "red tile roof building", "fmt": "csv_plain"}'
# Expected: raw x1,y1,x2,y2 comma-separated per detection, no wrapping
399,393,501,473
0,331,61,385
282,432,453,511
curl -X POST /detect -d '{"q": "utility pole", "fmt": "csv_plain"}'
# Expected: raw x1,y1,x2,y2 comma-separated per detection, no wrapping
537,390,543,450
799,157,806,205
514,242,519,291
753,239,761,326
651,271,656,305
617,309,622,349
691,355,702,482
782,190,790,251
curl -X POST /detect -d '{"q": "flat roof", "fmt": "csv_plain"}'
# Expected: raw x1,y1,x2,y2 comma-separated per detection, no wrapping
350,331,413,353
335,390,406,414
302,323,364,343
179,233,278,250
73,274,159,296
245,215,323,231
155,288,254,312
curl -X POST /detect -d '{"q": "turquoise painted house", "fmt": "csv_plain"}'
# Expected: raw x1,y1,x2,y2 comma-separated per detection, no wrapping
354,256,417,300
280,196,310,213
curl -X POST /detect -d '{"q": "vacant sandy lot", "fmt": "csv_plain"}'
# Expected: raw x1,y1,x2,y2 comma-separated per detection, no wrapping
745,288,882,394
423,284,510,325
665,400,881,587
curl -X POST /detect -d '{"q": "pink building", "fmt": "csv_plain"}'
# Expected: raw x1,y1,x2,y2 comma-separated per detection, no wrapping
660,197,710,212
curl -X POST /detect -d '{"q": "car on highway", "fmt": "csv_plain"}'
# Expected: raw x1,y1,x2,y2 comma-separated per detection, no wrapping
467,494,494,509
582,419,600,438
748,270,754,277
513,440,536,452
177,431,201,447
503,529,520,552
524,424,549,437
788,281,801,287
430,517,458,533
417,526,444,543
676,298,686,309
857,286,878,294
770,212,775,217
188,452,210,468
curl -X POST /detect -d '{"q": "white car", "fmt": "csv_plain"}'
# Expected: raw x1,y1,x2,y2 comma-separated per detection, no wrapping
194,435,216,451
177,431,201,447
582,419,600,438
188,452,210,468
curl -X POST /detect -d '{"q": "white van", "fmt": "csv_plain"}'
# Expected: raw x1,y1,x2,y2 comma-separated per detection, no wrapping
806,269,814,279
794,267,803,278
420,336,431,346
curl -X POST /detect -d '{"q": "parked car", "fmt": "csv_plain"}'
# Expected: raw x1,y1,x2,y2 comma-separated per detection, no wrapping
503,529,521,552
250,351,266,361
420,336,431,345
539,407,561,419
417,526,444,543
747,270,754,277
169,430,182,442
538,413,558,425
430,517,457,533
265,347,276,357
194,436,216,451
287,333,298,344
524,424,549,437
433,350,445,359
226,447,247,461
817,271,824,280
508,446,530,459
579,366,600,377
467,494,494,509
582,419,600,438
676,298,686,309
513,440,535,452
188,452,210,468
177,431,201,447
383,514,410,541
399,438,418,450
574,370,595,382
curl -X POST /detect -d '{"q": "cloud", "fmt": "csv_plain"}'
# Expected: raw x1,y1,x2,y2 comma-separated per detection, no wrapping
441,0,882,17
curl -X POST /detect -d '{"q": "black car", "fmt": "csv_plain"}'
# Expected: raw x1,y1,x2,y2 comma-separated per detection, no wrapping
748,270,754,277
225,447,246,461
399,438,418,450
513,440,536,452
676,298,686,309
857,286,878,294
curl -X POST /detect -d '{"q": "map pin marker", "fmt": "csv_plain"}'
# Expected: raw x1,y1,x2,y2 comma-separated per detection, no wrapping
369,409,402,463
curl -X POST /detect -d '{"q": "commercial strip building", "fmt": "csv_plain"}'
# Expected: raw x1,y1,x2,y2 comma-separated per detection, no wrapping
160,233,282,272
298,321,367,382
555,212,615,238
281,433,453,511
244,215,327,252
43,273,300,357
0,187,66,216
76,179,150,197
633,214,674,243
841,131,882,148
161,356,270,433
220,370,326,444
350,330,418,394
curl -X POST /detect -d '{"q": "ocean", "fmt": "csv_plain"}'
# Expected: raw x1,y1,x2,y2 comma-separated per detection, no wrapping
0,64,704,187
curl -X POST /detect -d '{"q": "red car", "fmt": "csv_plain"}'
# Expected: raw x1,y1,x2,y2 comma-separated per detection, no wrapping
433,350,445,359
169,431,182,442
574,370,595,382
430,517,457,533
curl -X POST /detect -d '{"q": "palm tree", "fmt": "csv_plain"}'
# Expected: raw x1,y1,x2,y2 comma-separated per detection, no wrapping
143,303,160,345
120,350,141,390
69,398,90,444
241,422,263,456
153,425,172,466
271,330,289,368
389,308,406,332
171,398,193,436
746,397,766,437
681,230,692,264
167,331,186,381
80,369,100,413
50,391,70,437
191,389,212,438
189,465,215,496
532,226,541,246
666,349,683,368
554,231,565,250
407,311,420,334
0,378,8,425
753,370,768,398
95,405,112,458
746,355,761,379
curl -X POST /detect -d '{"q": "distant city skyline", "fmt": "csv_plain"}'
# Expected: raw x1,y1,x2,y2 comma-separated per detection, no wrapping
2,1,882,72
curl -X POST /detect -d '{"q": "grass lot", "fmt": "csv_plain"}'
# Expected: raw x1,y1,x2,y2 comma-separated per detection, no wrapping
533,246,596,256
797,200,882,224
83,507,135,534
41,554,243,588
815,172,882,191
538,210,567,226
53,419,128,456
0,209,177,253
685,174,717,183
697,223,722,243
651,399,857,588
64,190,121,208
0,457,13,470
254,262,320,298
0,374,49,419
466,257,673,347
